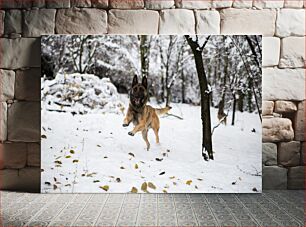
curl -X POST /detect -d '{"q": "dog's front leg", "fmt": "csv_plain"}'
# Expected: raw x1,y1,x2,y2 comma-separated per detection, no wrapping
123,111,132,127
128,123,146,136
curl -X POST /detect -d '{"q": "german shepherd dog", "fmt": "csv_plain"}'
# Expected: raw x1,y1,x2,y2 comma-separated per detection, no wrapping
123,75,171,150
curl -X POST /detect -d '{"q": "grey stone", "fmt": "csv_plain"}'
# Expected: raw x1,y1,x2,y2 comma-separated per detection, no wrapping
263,166,287,189
301,142,305,165
0,69,15,101
262,101,274,115
23,0,34,8
7,33,22,38
56,8,107,34
27,143,41,167
278,141,301,167
262,37,280,66
284,0,304,8
0,0,30,8
288,166,304,189
0,167,40,192
0,38,41,69
32,0,46,8
0,10,4,35
175,0,212,9
263,68,305,101
4,10,22,34
262,143,277,166
71,0,91,7
274,101,297,113
91,0,108,8
0,143,27,169
110,0,144,8
0,102,7,142
232,0,253,8
195,10,220,34
253,0,284,8
294,101,305,141
8,102,40,142
220,9,276,35
212,0,233,8
145,0,175,9
276,9,305,37
15,68,41,101
108,10,159,34
262,118,294,142
280,37,305,68
23,9,56,37
159,9,195,34
46,0,70,8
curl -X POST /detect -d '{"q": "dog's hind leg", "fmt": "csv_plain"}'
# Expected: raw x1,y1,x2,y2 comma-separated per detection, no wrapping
151,116,160,144
142,130,150,151
153,127,159,144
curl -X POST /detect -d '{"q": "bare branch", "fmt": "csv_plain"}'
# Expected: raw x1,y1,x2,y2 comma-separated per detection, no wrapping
236,165,262,177
200,35,211,51
161,113,184,120
211,102,231,135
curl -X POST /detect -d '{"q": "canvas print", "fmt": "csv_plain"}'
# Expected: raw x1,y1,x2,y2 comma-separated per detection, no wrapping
41,35,262,193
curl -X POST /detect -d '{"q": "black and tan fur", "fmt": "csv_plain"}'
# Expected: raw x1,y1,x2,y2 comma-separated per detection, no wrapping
123,75,171,150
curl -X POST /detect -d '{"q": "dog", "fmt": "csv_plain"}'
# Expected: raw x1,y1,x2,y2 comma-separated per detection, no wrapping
123,75,171,150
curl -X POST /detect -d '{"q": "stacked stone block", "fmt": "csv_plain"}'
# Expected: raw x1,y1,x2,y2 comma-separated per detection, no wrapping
0,0,304,192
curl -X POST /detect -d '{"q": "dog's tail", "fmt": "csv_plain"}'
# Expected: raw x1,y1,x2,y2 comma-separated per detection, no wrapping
155,106,172,116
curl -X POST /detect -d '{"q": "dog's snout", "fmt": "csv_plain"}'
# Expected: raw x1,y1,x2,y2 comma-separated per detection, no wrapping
135,98,140,104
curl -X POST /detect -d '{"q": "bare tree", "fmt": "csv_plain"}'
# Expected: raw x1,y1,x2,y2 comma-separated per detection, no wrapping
66,35,97,74
185,35,213,160
139,35,151,78
159,36,184,106
165,42,184,106
229,36,262,122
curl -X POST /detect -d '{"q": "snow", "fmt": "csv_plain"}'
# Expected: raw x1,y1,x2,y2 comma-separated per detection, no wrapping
41,73,125,115
41,91,262,193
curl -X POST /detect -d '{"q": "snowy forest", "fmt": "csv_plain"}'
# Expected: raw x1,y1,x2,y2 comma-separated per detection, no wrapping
41,35,262,193
42,35,261,109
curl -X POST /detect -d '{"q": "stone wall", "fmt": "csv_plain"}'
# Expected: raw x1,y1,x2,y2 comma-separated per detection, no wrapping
0,0,305,192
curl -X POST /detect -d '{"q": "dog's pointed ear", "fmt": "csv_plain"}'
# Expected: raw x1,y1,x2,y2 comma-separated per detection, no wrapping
132,75,138,87
142,76,148,89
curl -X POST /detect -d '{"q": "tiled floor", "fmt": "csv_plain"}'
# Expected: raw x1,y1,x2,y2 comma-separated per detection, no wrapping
1,190,304,226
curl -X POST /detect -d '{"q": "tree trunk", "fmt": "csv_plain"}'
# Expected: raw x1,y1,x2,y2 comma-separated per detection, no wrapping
185,35,213,160
78,38,84,73
166,87,171,106
237,90,244,112
79,36,88,73
165,69,169,105
181,71,186,103
160,76,165,103
140,35,150,78
231,95,236,126
247,80,253,112
245,35,261,69
218,61,227,116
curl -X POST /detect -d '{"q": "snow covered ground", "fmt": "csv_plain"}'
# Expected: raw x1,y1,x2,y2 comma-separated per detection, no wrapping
41,95,262,193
